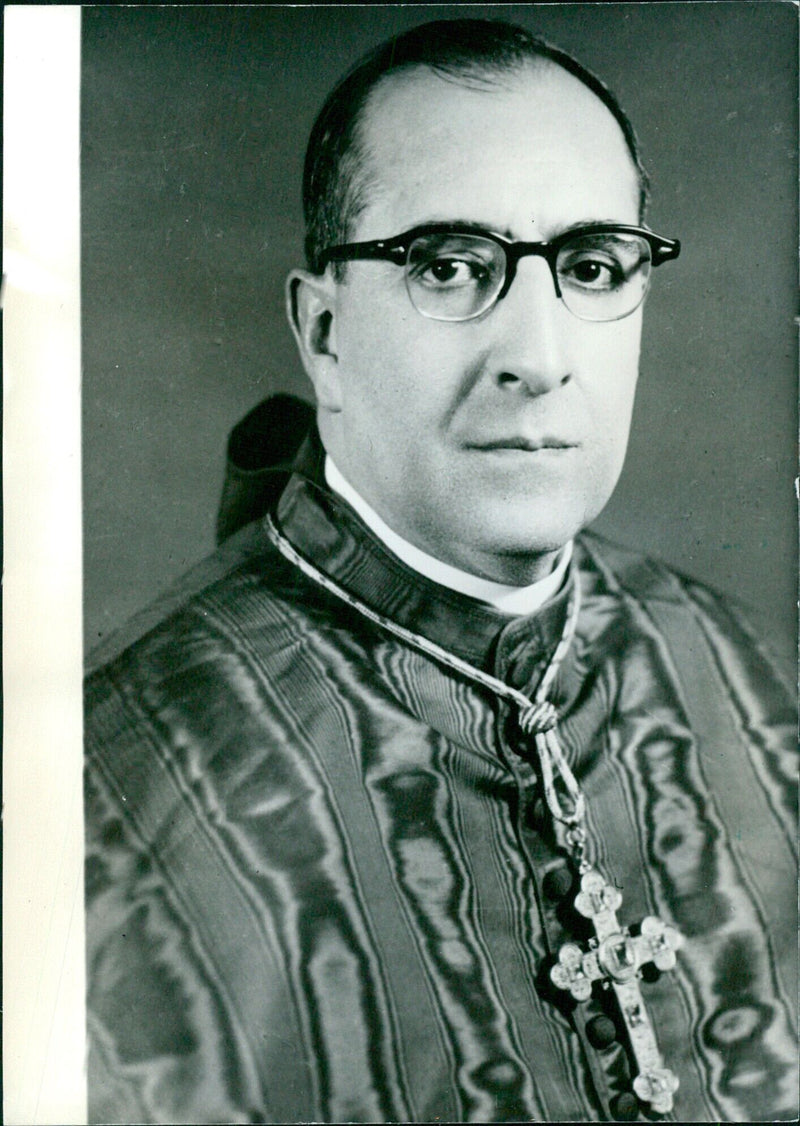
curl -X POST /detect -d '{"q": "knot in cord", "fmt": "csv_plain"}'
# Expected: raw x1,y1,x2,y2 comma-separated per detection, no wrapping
519,701,558,735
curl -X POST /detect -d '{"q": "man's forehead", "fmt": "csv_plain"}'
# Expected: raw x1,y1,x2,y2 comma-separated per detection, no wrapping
361,59,627,145
356,62,640,236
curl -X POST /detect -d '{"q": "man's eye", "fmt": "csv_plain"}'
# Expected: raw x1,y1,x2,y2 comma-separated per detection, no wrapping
416,257,488,288
560,254,624,290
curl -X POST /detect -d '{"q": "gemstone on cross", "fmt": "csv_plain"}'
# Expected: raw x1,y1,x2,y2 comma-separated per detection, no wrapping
549,866,684,1114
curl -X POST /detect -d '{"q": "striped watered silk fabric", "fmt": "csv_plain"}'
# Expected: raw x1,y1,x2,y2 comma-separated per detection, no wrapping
84,468,797,1123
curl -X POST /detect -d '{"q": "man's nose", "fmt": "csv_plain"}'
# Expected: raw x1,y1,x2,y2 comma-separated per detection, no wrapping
487,257,572,395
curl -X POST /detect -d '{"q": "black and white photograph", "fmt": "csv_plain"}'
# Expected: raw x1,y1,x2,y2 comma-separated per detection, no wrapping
6,4,798,1123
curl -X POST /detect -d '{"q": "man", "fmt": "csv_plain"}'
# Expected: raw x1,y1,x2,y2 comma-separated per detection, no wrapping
84,19,797,1123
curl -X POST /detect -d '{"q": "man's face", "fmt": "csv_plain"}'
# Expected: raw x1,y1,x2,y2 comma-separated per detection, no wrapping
308,64,643,583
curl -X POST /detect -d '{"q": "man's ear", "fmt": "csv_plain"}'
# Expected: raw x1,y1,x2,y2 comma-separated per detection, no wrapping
286,269,342,412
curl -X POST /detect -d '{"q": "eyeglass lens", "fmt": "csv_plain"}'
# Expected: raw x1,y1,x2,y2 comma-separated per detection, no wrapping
404,231,653,322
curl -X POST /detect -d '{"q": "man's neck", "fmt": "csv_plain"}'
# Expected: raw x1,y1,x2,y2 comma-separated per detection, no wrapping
324,454,572,617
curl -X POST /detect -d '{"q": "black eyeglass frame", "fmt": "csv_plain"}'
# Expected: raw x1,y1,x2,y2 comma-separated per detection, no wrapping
318,221,681,315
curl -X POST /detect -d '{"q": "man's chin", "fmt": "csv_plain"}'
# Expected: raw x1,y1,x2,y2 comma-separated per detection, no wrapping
461,483,615,562
473,508,588,559
422,516,585,585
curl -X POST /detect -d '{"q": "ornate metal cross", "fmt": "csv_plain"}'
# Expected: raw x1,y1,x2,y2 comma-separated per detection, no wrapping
550,867,684,1115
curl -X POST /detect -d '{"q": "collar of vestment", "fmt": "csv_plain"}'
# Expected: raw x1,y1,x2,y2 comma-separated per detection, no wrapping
324,453,573,616
274,430,574,682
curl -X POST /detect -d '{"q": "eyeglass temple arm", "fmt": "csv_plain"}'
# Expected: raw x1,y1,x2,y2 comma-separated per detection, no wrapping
319,239,407,268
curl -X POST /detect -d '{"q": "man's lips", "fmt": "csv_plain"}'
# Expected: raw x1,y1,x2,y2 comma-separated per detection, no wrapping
465,437,577,452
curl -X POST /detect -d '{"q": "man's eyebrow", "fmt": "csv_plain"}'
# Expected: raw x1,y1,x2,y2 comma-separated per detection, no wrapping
411,217,640,240
559,218,640,234
412,217,509,235
563,217,634,229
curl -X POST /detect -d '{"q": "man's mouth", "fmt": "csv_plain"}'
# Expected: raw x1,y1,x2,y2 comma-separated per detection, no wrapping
467,436,577,452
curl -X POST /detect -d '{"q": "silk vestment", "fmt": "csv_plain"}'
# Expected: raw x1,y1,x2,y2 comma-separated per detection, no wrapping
85,421,797,1123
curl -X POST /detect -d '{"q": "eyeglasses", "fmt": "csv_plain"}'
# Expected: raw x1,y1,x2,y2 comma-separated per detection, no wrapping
319,222,681,323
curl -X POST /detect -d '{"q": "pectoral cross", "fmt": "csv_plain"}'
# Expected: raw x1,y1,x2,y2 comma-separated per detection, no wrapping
550,867,684,1115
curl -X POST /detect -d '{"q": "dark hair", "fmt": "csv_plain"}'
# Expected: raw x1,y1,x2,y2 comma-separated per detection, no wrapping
302,18,650,275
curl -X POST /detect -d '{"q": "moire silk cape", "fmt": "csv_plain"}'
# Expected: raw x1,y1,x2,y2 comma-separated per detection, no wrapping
85,444,797,1124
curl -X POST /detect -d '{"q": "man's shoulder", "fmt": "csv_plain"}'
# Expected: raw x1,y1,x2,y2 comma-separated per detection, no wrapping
85,517,301,679
577,529,712,604
578,528,752,616
577,529,796,690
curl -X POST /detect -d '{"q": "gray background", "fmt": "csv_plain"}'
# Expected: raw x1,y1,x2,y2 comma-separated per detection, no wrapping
82,3,797,653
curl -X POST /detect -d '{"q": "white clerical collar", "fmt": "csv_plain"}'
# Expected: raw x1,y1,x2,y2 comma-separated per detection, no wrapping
325,454,573,616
